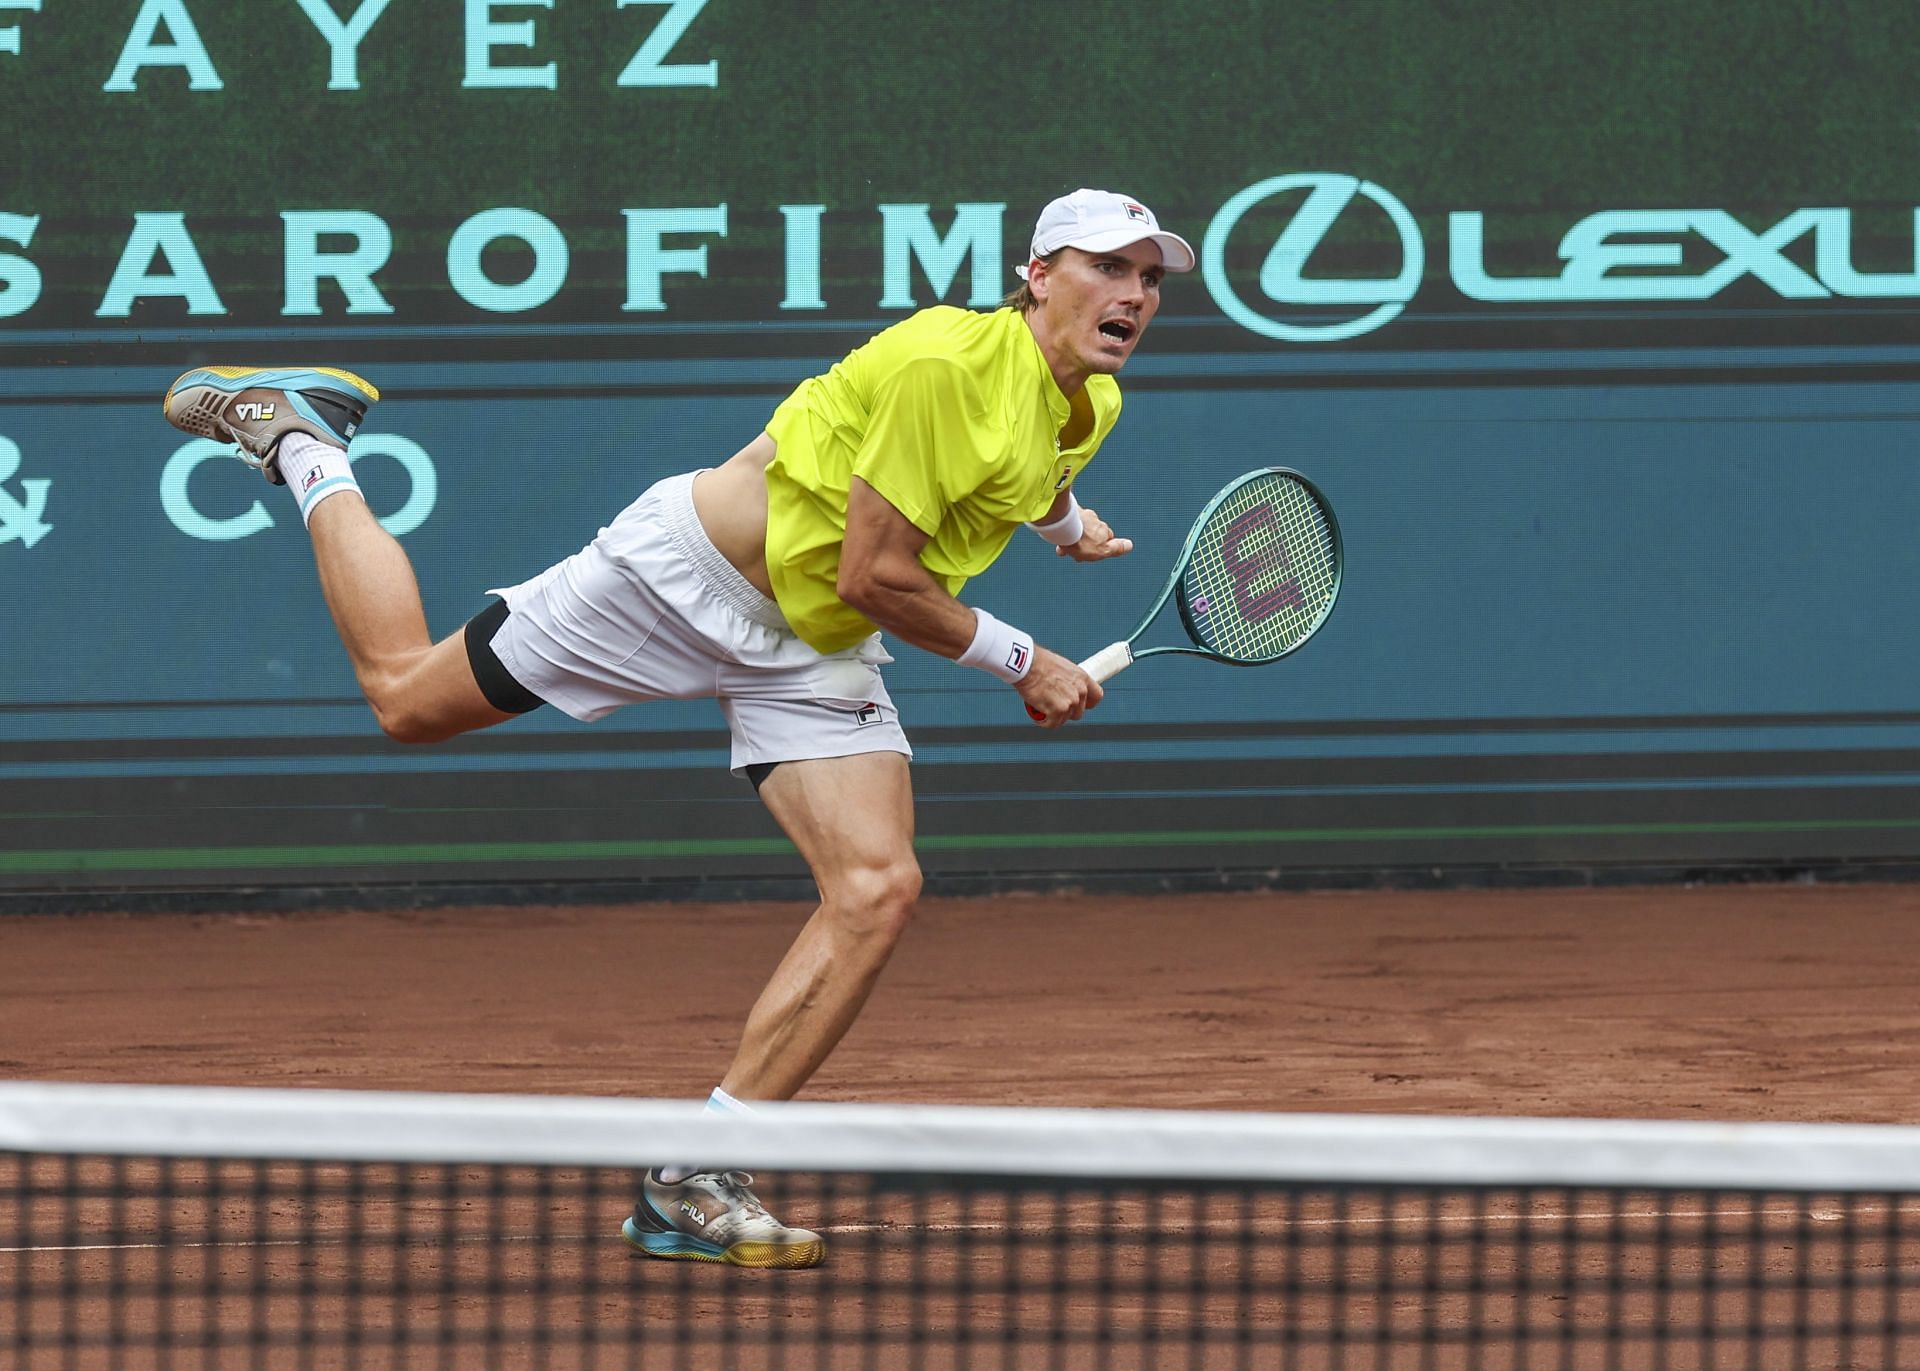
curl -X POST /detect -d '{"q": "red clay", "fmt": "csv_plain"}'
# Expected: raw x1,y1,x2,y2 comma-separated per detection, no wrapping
9,883,1920,1368
5,882,1916,1120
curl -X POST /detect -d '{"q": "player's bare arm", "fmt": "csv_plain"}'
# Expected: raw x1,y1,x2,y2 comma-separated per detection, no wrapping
839,478,1101,728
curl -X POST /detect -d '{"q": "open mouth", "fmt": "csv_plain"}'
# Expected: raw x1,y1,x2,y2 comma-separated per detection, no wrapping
1097,318,1137,345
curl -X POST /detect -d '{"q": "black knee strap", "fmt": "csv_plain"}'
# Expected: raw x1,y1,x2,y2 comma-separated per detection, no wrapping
463,599,547,715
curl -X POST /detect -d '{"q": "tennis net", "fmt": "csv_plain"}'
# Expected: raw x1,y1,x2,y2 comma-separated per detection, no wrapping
3,1081,1918,1368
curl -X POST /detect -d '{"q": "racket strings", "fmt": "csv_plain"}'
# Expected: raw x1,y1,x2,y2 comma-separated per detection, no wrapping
1181,476,1338,663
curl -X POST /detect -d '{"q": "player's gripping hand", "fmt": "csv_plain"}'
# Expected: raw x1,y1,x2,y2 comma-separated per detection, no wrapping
1056,505,1132,561
1017,645,1104,729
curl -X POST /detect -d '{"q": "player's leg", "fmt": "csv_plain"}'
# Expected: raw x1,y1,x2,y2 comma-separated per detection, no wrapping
164,367,517,743
606,470,916,1268
302,495,515,743
721,751,920,1100
623,750,915,1270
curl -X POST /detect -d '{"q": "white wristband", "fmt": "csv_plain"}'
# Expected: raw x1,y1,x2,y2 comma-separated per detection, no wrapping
1027,492,1084,547
957,607,1034,683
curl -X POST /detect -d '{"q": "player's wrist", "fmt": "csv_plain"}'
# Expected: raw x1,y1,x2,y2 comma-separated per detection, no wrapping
957,608,1034,684
1027,493,1084,547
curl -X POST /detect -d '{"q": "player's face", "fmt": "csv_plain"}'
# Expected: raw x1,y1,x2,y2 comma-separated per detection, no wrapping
1033,243,1165,385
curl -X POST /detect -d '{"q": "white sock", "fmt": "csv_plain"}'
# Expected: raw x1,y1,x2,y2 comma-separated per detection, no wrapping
657,1088,755,1184
276,433,361,526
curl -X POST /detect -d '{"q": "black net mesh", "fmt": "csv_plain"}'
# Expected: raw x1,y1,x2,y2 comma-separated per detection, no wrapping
6,1149,1920,1369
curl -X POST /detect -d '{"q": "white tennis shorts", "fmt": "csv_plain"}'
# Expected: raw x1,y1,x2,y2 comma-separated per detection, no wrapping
483,471,911,774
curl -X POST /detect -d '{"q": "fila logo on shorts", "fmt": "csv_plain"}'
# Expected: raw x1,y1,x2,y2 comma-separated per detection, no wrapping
300,464,325,493
1006,643,1030,675
855,703,882,727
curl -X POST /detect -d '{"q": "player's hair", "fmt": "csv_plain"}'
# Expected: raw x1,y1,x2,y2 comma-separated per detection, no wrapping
999,251,1059,312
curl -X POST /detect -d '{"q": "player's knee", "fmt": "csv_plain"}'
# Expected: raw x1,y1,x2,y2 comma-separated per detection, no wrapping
366,694,442,745
833,859,922,944
360,668,450,745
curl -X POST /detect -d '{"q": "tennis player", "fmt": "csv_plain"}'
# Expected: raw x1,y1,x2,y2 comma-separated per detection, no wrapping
162,188,1193,1269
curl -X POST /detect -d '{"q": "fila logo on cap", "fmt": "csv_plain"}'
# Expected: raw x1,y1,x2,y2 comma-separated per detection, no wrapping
1017,188,1198,279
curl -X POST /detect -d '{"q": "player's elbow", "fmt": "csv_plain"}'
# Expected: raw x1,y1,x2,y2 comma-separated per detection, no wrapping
838,547,929,625
835,564,891,618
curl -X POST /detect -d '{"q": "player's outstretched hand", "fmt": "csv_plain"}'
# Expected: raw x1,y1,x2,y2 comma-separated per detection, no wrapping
1018,646,1104,728
1057,505,1132,561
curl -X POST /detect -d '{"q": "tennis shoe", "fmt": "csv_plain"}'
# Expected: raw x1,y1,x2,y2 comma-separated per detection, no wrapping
622,1170,826,1269
163,366,379,485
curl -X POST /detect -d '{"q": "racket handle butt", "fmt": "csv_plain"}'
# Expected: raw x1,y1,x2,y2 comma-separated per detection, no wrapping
1079,641,1134,684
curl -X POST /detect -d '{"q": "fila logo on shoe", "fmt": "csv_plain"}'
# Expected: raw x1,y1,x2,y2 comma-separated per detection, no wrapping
678,1201,709,1226
233,401,276,422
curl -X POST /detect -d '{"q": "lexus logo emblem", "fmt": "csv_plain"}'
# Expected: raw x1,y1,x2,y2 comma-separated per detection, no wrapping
1201,174,1425,342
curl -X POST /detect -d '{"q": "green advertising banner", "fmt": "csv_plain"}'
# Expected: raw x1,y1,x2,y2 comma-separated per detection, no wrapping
6,1,1918,343
5,1,1920,899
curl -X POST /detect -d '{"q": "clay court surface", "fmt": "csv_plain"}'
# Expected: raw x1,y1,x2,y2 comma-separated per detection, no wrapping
5,882,1920,1366
6,882,1918,1120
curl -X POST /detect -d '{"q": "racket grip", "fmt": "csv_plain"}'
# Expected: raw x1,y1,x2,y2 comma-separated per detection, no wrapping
1080,641,1135,683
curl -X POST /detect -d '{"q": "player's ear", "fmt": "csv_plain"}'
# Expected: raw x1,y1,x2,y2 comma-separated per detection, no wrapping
1026,259,1050,303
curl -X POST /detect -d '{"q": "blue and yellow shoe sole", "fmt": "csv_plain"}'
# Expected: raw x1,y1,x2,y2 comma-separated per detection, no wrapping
620,1215,827,1269
167,365,379,404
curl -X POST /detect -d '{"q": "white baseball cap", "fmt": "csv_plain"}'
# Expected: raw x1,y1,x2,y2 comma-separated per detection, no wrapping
1015,188,1196,279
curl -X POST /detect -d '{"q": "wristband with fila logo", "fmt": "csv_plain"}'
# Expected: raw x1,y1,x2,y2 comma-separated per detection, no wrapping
957,607,1034,684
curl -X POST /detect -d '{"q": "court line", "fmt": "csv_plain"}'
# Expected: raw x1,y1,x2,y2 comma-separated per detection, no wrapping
822,1201,1857,1236
0,1200,1862,1255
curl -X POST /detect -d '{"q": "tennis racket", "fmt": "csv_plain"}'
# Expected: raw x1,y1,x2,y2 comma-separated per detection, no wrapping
1028,467,1343,719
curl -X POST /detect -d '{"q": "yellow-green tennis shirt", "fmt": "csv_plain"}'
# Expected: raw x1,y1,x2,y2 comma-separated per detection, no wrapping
762,306,1122,654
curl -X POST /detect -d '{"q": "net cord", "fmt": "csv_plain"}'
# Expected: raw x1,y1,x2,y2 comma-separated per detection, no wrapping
3,1082,1920,1192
